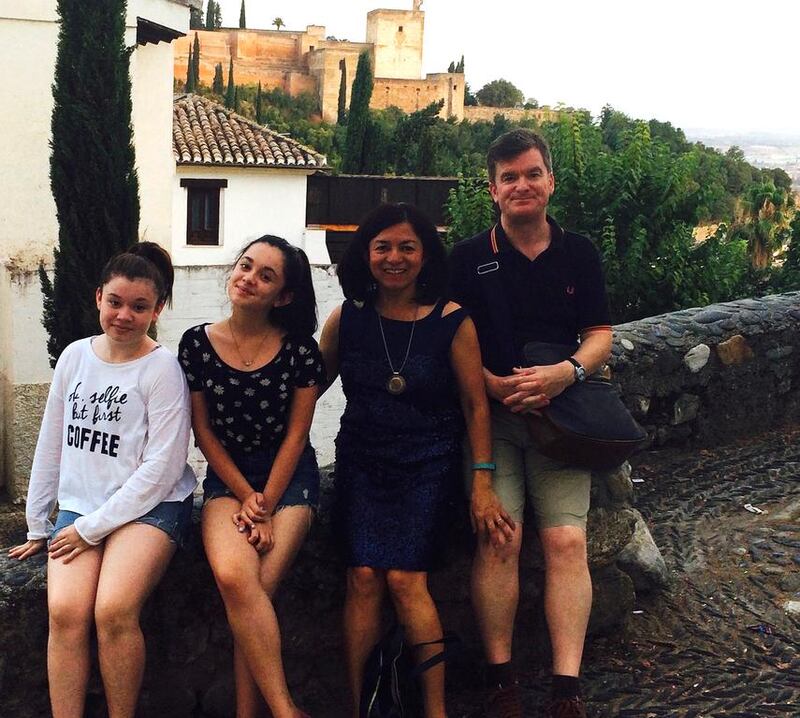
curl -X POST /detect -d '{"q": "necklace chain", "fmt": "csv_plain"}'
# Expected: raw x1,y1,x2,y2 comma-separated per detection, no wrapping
376,305,418,375
228,318,270,367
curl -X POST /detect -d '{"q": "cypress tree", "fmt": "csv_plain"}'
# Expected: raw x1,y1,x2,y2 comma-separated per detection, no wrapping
192,32,200,87
205,0,221,30
233,85,240,113
337,58,347,125
255,81,263,124
189,7,203,29
40,0,140,366
205,0,214,30
341,51,373,173
239,0,246,29
456,55,465,73
186,44,195,91
212,62,224,95
225,57,235,109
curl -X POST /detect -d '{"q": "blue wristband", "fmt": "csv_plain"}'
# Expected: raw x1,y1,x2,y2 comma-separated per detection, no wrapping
472,462,496,471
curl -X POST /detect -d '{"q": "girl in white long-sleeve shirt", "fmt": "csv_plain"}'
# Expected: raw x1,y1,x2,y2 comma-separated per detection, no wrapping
9,242,195,718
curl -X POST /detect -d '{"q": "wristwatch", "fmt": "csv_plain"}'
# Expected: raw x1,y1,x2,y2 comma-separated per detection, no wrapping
566,357,586,383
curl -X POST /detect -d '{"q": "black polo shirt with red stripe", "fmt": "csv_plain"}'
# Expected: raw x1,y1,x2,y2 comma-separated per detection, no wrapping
449,216,611,376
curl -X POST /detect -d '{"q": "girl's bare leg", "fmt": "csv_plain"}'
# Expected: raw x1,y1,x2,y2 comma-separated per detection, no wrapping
47,546,104,718
94,523,176,718
234,506,313,718
203,498,301,718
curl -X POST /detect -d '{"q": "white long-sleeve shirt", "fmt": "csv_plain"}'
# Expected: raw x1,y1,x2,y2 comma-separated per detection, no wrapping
25,338,196,545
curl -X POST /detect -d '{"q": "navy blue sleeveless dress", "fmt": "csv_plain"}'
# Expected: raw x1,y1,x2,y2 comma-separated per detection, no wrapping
334,299,468,571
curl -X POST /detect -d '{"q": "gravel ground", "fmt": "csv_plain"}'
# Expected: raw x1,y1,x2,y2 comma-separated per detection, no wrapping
449,427,800,717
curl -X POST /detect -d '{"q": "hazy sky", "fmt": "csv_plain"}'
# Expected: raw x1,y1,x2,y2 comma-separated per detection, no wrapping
215,0,798,137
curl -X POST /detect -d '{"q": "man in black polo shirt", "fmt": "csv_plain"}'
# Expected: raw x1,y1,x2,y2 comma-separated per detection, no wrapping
450,129,612,718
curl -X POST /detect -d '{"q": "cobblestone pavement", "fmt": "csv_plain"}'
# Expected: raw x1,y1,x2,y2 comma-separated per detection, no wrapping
450,427,800,717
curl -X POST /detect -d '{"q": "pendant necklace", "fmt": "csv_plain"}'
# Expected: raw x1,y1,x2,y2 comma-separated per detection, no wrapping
376,305,418,395
228,318,270,367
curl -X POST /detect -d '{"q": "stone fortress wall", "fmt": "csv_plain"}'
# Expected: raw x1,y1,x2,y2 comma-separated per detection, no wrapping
173,6,464,124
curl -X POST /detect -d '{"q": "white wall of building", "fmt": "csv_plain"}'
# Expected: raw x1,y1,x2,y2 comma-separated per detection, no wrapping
133,40,178,249
0,0,190,268
0,2,60,266
171,167,329,266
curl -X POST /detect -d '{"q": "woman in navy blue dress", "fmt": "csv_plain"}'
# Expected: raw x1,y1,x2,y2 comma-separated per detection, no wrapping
320,204,512,718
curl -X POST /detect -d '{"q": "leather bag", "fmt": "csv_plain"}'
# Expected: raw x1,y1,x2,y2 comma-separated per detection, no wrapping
522,342,647,470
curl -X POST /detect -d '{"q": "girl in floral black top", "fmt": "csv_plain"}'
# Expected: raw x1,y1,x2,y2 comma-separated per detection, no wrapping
178,235,323,718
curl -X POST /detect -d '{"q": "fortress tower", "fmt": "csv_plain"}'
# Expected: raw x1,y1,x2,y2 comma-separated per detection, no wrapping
366,5,424,80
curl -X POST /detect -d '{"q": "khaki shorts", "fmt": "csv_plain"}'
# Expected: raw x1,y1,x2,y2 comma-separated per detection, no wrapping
464,402,590,529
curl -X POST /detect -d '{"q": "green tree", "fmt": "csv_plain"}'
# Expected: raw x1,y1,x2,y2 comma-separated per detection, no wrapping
476,78,524,107
463,82,478,106
189,6,203,29
448,61,455,73
225,56,235,109
445,177,494,247
337,58,347,125
212,62,224,95
456,55,464,73
40,0,140,366
239,0,246,29
192,32,200,87
730,180,792,269
341,51,373,173
185,44,196,92
393,101,442,175
273,17,284,31
773,213,800,291
205,0,222,30
255,81,263,124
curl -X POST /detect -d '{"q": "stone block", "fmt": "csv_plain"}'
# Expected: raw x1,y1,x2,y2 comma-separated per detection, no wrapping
588,565,635,635
683,344,710,373
671,393,700,425
600,463,634,505
617,509,670,591
716,334,754,366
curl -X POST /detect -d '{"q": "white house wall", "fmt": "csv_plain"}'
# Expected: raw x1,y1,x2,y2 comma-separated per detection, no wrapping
132,40,177,249
0,2,60,265
171,167,315,266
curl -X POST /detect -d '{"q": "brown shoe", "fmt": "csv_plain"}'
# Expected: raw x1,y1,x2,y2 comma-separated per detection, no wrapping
485,681,523,718
547,696,587,718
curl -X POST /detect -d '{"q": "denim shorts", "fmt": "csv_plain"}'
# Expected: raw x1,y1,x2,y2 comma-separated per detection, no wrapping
202,443,320,510
51,495,194,547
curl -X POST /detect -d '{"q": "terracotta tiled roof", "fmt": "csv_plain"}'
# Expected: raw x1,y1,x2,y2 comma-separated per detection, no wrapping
173,94,327,169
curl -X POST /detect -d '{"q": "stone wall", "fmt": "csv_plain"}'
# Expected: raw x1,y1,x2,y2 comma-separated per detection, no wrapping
607,293,800,448
463,105,561,125
371,73,464,120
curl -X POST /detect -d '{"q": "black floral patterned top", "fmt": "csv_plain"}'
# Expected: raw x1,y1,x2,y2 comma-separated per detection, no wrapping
178,323,324,456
